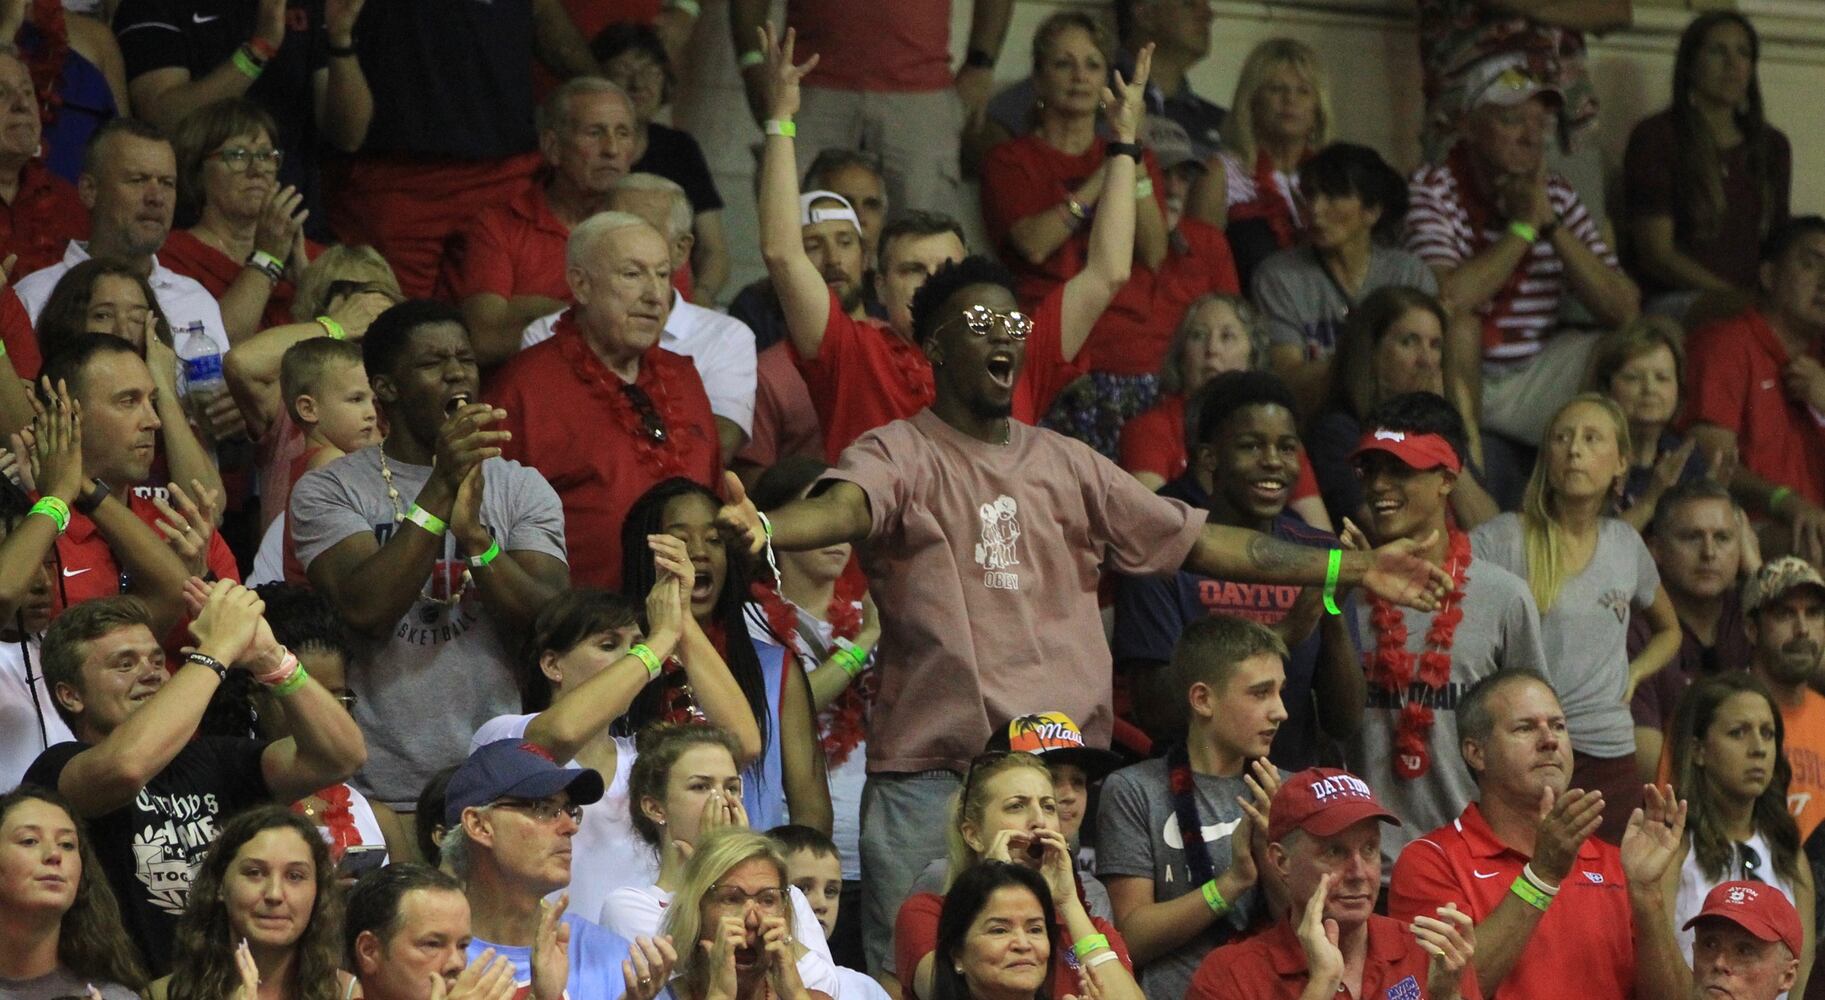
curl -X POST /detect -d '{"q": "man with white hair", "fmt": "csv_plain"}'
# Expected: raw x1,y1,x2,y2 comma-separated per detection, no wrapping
443,77,637,367
523,176,758,465
488,211,718,589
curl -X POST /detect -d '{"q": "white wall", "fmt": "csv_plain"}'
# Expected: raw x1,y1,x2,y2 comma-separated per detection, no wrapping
672,0,1825,304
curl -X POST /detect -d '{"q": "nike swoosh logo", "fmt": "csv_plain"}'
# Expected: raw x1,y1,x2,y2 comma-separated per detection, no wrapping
61,567,91,578
1472,869,1501,879
193,12,220,22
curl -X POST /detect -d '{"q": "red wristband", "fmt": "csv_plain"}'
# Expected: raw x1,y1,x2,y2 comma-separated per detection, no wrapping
247,37,279,62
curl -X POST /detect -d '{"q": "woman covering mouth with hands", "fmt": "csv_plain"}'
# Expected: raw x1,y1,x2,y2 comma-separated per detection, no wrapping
660,829,829,1000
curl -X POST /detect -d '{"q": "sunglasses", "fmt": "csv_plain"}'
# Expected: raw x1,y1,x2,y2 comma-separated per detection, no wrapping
622,384,668,444
934,306,1032,341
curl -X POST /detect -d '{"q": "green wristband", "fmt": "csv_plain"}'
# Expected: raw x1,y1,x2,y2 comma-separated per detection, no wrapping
466,540,502,569
1200,878,1229,916
29,496,71,534
232,46,264,80
1510,874,1552,911
1072,933,1110,959
405,504,448,536
667,0,701,14
832,640,870,678
1771,486,1795,513
316,315,347,340
739,49,765,69
271,664,311,698
1507,219,1538,244
1134,177,1154,200
1323,548,1343,616
629,643,663,680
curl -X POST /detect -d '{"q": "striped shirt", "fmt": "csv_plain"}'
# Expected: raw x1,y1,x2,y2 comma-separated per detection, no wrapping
1219,149,1304,226
1404,161,1615,362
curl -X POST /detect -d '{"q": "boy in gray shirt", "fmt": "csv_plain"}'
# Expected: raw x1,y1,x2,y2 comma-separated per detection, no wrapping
1097,615,1284,1000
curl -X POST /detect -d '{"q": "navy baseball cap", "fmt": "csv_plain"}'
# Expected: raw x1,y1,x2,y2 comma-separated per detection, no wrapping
444,740,605,826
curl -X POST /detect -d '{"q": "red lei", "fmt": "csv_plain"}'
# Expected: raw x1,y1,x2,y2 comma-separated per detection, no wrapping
1226,149,1308,249
295,784,361,860
554,310,695,482
1364,529,1470,780
752,572,875,766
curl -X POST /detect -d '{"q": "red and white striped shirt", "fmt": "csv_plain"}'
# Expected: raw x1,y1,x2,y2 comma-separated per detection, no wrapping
1404,161,1615,362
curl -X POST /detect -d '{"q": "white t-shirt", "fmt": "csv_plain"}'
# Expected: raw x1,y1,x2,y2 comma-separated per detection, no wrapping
0,635,73,789
598,883,840,997
16,242,232,377
471,714,656,919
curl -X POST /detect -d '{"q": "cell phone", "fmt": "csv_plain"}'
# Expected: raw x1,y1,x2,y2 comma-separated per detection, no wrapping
338,845,388,877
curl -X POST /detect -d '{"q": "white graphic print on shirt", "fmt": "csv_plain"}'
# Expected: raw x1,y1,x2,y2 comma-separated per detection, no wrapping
974,495,1022,590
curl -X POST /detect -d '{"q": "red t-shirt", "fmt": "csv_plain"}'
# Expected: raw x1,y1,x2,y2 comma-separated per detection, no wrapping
0,159,88,280
1117,393,1322,501
488,310,719,589
0,287,41,380
439,182,571,304
791,0,953,92
1188,913,1480,1000
796,285,1080,462
281,444,328,585
157,229,324,332
980,134,1169,312
1684,306,1825,508
1081,218,1240,376
893,890,1133,1000
1388,803,1635,999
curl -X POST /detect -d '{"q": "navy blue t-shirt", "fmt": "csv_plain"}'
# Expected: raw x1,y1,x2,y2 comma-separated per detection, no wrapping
1112,474,1354,770
349,0,536,159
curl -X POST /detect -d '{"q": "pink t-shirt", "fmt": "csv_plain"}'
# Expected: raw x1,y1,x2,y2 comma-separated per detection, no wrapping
826,410,1207,773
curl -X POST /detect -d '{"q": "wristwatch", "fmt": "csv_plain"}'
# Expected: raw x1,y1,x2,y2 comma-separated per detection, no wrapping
74,477,110,516
964,47,995,70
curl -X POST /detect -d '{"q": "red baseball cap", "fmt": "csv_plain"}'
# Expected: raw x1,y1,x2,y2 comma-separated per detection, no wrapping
1350,428,1463,475
1268,768,1400,843
1683,881,1804,957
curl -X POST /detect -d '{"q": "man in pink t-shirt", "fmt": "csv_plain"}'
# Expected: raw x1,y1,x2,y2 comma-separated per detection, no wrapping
730,0,1011,231
718,255,1456,977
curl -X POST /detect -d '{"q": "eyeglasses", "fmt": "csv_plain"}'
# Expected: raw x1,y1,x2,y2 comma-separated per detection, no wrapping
933,306,1032,341
491,798,584,825
211,147,284,172
622,384,669,444
707,884,787,911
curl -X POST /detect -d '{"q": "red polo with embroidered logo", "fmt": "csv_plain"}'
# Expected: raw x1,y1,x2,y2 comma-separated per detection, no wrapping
1188,912,1478,1000
1388,802,1635,999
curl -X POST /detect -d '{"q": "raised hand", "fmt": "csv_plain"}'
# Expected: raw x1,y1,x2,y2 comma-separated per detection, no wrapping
254,184,308,260
1415,902,1476,999
188,579,266,666
229,937,260,1000
1362,532,1455,611
1532,786,1603,884
759,25,819,123
716,471,767,556
1029,827,1079,907
703,915,746,1000
1620,783,1688,887
325,288,396,340
619,934,678,1000
1645,437,1698,499
1783,356,1825,413
1228,760,1279,891
255,0,286,47
645,537,689,654
1337,516,1373,553
1101,43,1151,143
324,0,365,45
435,948,517,1000
29,377,83,502
530,895,573,1000
434,402,511,493
196,387,250,444
1295,874,1344,989
152,480,221,578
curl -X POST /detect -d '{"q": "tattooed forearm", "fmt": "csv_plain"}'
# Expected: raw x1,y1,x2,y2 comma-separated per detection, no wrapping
1187,524,1328,584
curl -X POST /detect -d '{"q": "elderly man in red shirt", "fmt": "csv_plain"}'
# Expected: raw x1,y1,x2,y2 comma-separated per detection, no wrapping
1189,768,1479,1000
442,77,637,368
1388,668,1693,1000
488,211,717,589
1685,880,1806,1000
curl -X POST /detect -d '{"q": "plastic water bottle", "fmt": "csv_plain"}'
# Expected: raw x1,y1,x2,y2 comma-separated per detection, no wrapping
175,322,224,399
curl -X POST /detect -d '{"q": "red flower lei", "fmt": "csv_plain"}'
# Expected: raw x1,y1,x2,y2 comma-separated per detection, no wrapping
295,784,361,860
1364,529,1470,780
554,310,695,482
752,570,875,766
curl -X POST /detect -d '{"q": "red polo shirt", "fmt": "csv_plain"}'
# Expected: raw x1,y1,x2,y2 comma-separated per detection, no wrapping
440,181,571,303
1684,306,1825,508
1388,803,1635,999
0,159,88,279
1188,913,1480,1000
795,284,1080,462
53,490,242,612
158,229,324,333
487,309,718,589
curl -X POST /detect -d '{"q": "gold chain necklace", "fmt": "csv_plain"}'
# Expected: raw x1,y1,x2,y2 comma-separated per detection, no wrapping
377,449,469,607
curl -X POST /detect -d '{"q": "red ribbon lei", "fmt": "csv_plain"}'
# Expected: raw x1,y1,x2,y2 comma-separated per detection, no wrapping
1226,148,1309,249
554,310,695,482
752,571,876,766
1365,529,1470,780
295,784,361,860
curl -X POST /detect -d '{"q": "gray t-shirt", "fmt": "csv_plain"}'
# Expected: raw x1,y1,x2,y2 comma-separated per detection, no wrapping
1252,245,1439,360
1095,757,1260,1000
0,969,137,999
1471,513,1659,757
290,448,567,806
1344,556,1546,868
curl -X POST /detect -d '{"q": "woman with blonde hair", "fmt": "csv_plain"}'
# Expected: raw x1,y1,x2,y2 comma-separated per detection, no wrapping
1470,394,1682,842
1204,38,1333,287
892,752,1134,1000
1586,317,1710,530
660,828,823,1000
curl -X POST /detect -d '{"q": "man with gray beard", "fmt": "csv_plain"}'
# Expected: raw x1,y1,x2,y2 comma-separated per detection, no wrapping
1743,557,1825,851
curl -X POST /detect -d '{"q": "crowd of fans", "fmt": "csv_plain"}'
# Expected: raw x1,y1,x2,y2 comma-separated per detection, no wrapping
0,0,1821,998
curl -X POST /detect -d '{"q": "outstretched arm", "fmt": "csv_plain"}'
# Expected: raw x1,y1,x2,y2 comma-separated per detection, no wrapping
1185,524,1452,611
717,471,871,555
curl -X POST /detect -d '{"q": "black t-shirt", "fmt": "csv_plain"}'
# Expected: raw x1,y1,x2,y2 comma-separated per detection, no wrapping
24,737,272,976
349,0,536,159
634,123,723,214
114,0,327,223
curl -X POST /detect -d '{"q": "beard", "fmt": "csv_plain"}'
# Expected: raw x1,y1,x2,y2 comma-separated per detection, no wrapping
1763,637,1823,686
